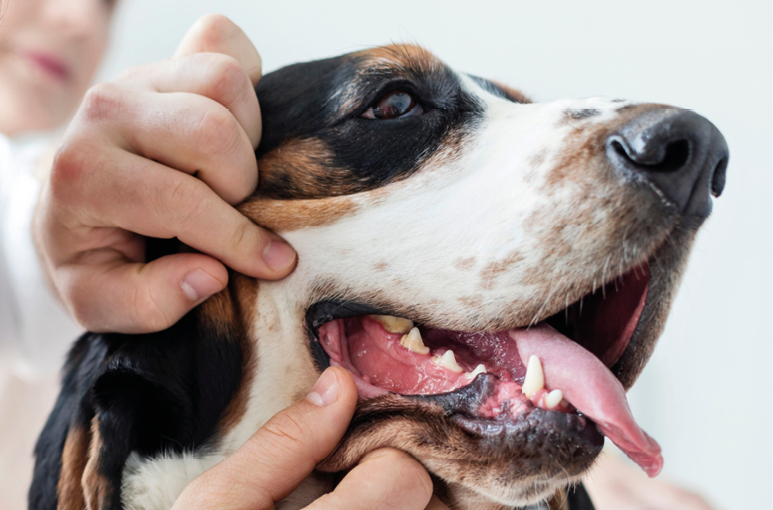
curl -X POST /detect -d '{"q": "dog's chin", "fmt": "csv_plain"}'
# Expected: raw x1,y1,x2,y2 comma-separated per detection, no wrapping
303,242,686,508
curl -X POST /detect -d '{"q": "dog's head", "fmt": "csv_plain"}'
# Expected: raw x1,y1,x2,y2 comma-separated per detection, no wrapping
227,45,728,508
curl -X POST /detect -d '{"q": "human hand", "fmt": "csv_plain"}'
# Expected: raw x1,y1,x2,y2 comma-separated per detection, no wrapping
584,451,719,510
172,367,448,510
36,14,296,333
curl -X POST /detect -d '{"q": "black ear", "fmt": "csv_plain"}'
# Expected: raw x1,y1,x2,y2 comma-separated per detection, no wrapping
30,306,245,510
29,333,105,510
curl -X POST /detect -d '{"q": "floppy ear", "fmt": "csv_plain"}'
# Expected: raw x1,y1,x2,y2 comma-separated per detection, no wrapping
29,279,252,510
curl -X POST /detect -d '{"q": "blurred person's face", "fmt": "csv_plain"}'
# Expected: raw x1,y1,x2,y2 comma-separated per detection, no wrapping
0,0,116,136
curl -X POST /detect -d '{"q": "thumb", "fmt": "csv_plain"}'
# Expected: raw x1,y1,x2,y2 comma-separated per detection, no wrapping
172,367,358,510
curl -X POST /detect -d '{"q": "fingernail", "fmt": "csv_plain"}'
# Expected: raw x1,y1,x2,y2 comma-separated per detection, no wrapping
306,368,340,407
181,269,223,301
263,240,296,272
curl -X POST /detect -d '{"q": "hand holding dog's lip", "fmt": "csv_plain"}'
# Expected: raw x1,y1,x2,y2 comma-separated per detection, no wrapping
171,368,445,510
37,14,297,333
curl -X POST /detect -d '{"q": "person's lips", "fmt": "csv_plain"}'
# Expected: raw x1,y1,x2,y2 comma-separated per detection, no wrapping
19,50,70,82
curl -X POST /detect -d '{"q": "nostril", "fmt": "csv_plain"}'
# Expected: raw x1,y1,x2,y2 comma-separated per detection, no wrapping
612,139,691,173
711,157,728,197
653,140,691,172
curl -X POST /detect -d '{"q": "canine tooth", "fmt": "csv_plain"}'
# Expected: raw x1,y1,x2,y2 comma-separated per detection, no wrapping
544,389,563,409
432,350,464,373
469,364,487,378
370,315,414,334
522,355,545,398
400,327,429,354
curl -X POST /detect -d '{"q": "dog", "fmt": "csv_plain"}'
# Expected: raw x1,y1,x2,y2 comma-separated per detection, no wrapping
30,44,729,510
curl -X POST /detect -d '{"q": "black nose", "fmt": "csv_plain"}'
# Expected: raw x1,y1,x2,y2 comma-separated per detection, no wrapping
607,109,729,221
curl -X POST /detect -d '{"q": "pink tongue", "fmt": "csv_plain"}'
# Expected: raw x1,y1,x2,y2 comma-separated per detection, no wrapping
510,324,663,477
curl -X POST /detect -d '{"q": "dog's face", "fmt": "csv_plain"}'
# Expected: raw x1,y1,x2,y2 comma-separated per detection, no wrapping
224,45,728,508
48,44,729,510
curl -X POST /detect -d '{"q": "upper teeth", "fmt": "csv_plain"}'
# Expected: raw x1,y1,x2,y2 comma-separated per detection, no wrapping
400,327,430,354
432,350,464,373
522,355,545,398
370,315,414,334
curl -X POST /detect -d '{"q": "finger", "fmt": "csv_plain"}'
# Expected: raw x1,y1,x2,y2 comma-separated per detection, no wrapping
174,14,262,86
306,449,434,510
56,145,295,279
120,53,262,149
102,88,257,204
59,251,229,333
173,368,358,510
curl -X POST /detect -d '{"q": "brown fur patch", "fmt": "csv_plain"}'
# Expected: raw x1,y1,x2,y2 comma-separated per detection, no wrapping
331,44,444,115
454,257,476,271
257,138,350,199
209,273,260,437
57,425,90,510
361,44,443,73
240,195,359,232
82,418,109,510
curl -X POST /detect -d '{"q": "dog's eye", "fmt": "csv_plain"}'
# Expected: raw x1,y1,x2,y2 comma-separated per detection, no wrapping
362,91,423,120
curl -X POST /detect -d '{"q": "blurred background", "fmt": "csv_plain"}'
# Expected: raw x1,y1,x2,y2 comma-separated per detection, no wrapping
96,1,771,508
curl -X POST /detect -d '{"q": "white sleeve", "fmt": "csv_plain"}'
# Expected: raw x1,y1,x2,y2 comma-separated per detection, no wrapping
0,135,84,376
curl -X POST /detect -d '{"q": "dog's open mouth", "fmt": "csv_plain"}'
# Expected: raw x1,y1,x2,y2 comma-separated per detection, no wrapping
308,263,662,477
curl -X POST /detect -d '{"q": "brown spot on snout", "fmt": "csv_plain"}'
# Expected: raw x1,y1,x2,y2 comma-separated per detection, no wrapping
454,257,476,271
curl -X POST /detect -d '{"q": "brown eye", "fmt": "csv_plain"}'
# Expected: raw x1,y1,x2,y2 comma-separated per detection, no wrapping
362,91,423,119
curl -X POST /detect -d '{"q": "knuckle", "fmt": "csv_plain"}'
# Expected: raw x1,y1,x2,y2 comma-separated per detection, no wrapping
80,82,125,123
131,282,174,332
49,141,95,205
192,106,243,161
165,177,209,230
206,55,250,106
259,412,311,451
227,218,254,253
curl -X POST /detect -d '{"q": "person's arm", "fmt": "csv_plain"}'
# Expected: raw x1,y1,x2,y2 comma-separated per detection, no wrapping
0,135,82,374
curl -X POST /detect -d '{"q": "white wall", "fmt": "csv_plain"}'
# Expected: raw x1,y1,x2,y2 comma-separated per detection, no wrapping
99,1,773,509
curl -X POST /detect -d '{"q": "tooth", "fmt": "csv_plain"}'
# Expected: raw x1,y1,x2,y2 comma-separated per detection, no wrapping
370,315,414,334
400,327,430,354
522,355,545,398
469,364,486,378
432,350,464,373
544,389,563,409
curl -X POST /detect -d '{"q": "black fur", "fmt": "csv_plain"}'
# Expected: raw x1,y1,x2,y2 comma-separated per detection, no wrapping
256,52,484,199
29,301,244,509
